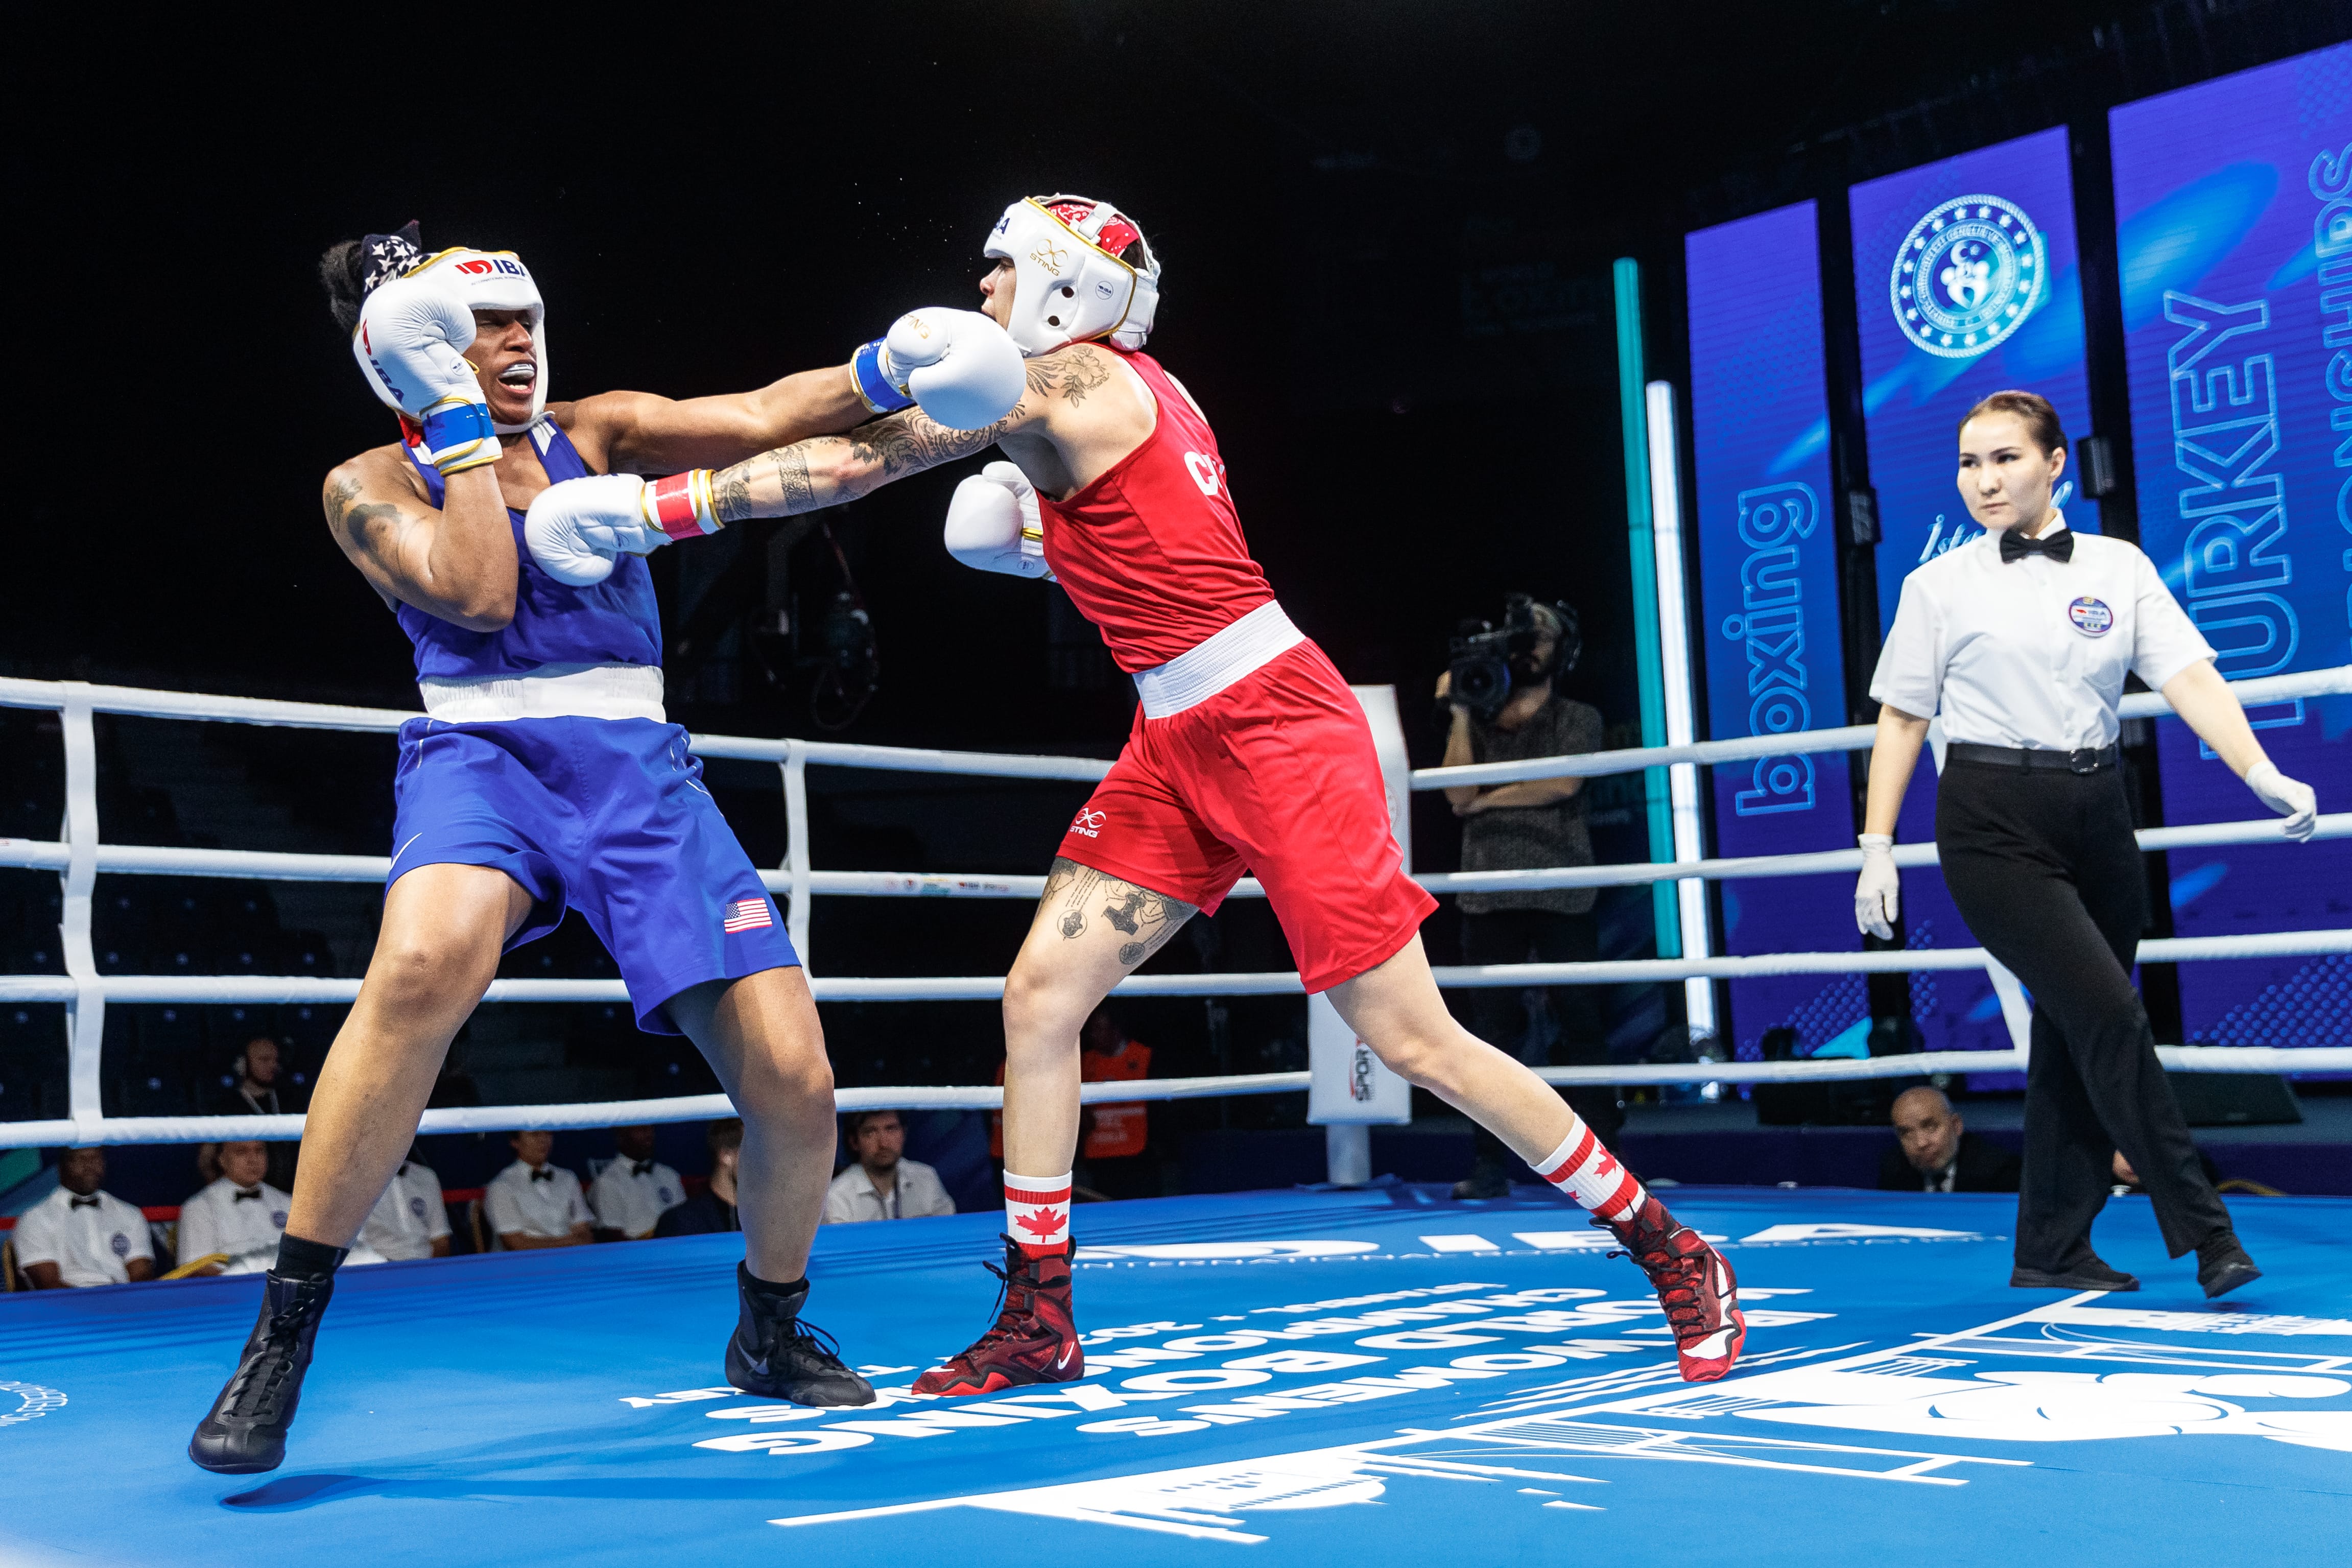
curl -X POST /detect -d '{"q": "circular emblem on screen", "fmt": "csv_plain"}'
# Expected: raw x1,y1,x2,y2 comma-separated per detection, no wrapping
1890,194,2046,358
2068,597,2113,636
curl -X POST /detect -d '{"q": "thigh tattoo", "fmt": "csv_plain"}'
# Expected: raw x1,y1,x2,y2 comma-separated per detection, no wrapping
1042,857,1198,966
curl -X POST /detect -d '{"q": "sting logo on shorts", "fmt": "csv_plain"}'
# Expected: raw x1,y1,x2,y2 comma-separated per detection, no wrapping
1071,807,1107,839
2068,597,2114,636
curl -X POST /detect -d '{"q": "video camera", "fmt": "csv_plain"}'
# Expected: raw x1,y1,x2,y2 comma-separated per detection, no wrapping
1446,593,1581,722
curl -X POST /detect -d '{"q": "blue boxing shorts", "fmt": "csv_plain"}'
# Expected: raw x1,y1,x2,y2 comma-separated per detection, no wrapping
387,716,796,1033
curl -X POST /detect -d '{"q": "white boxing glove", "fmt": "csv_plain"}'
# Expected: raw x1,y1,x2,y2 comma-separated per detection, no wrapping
2245,760,2319,842
1854,834,1899,940
859,308,1027,430
943,462,1051,579
352,275,497,474
526,475,657,586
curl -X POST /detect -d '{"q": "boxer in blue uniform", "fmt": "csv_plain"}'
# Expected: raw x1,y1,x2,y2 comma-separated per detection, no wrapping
188,225,1024,1473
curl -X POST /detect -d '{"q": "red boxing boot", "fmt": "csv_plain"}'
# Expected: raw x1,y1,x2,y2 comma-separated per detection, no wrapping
1605,1196,1747,1382
913,1236,1084,1397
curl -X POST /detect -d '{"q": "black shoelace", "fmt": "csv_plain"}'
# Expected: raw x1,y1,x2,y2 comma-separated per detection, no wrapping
1603,1227,1708,1341
224,1304,311,1419
956,1247,1046,1362
768,1315,848,1367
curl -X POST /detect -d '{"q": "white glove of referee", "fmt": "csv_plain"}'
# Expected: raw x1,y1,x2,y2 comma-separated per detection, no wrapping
1854,834,1899,940
2245,761,2318,842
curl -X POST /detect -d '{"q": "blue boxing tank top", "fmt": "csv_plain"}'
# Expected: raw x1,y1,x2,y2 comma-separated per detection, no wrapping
398,418,663,681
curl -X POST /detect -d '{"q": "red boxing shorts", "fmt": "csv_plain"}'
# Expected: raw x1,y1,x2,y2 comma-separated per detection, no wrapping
1057,640,1436,993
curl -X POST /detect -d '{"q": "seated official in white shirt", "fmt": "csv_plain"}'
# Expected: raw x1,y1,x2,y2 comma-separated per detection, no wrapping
589,1125,685,1241
1857,390,2316,1303
822,1110,956,1225
357,1150,451,1263
484,1130,593,1250
178,1141,293,1277
12,1147,155,1288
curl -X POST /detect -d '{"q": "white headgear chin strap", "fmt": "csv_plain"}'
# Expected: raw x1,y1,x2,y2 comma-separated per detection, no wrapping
983,196,1160,358
360,247,548,434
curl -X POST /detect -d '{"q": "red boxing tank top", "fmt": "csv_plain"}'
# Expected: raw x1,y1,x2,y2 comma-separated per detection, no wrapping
1034,350,1275,671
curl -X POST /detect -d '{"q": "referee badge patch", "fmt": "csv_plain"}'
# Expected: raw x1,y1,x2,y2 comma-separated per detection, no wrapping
2068,597,2113,636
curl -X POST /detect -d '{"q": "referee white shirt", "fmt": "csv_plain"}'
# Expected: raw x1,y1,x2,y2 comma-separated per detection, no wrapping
359,1160,450,1262
11,1185,153,1287
177,1176,292,1276
821,1158,956,1224
588,1156,684,1239
1870,514,2215,748
484,1159,591,1242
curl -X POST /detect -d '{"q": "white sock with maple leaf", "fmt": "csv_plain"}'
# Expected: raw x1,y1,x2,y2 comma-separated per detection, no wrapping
1532,1118,1648,1224
1004,1171,1072,1258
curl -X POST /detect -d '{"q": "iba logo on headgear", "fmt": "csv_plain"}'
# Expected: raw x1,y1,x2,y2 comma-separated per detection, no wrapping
1889,194,2045,359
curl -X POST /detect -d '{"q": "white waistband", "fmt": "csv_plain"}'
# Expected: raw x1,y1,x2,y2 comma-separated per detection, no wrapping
417,663,667,723
1133,601,1305,720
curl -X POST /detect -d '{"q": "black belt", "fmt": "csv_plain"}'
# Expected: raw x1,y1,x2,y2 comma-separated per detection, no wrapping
1946,741,2119,774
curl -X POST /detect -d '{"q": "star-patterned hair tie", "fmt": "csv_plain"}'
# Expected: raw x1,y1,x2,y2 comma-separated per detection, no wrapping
359,221,425,296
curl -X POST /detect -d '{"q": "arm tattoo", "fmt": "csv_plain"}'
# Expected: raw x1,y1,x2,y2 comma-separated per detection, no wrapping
1041,856,1198,966
322,476,406,555
707,405,1014,521
711,466,751,524
1027,349,1112,407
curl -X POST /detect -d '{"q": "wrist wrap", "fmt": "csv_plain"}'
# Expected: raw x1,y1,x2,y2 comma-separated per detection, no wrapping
419,398,500,475
851,339,914,415
643,470,722,540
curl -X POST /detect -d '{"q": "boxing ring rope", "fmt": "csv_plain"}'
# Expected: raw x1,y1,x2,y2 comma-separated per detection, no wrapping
2,665,2346,1147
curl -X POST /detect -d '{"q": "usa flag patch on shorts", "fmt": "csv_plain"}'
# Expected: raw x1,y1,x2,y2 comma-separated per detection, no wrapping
721,897,774,934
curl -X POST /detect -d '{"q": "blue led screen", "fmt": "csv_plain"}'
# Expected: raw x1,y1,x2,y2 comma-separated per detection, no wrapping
1685,201,1864,1059
2112,44,2352,1052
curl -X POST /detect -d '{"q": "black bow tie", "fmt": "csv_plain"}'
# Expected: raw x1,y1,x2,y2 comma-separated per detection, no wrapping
2000,528,2073,563
69,1195,101,1210
631,1160,656,1177
530,1167,555,1182
233,1187,264,1203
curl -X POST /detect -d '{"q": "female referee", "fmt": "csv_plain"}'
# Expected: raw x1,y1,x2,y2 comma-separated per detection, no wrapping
1854,390,2319,1299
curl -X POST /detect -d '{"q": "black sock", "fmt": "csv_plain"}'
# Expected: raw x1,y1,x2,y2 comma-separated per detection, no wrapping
275,1233,348,1281
739,1262,807,1298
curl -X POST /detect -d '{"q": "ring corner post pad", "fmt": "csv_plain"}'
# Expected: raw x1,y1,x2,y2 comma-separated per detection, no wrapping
1311,681,1416,1186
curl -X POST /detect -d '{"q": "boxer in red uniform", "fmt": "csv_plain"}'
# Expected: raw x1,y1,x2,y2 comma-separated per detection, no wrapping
528,195,1747,1390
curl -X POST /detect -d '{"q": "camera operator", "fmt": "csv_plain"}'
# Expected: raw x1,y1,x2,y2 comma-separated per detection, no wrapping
1437,595,1622,1199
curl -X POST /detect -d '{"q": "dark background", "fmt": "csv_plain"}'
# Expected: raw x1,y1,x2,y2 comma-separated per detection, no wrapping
4,0,2343,1198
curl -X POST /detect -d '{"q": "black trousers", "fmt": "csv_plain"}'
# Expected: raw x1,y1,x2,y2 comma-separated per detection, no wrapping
1936,759,2231,1267
1457,908,1624,1168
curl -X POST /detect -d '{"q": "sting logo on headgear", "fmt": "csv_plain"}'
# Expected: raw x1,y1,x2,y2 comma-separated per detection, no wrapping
984,194,1162,358
350,245,549,435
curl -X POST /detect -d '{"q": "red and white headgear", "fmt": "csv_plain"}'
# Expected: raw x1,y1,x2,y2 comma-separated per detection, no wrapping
353,246,548,433
983,196,1160,357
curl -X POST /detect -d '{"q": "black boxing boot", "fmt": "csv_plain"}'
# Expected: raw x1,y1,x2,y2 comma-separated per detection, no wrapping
724,1264,875,1406
188,1236,346,1474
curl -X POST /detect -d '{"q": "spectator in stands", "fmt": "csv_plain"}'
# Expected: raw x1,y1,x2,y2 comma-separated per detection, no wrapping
823,1110,955,1224
358,1147,450,1262
1879,1086,2021,1194
589,1125,684,1241
177,1141,292,1277
13,1148,154,1288
484,1130,592,1249
655,1119,745,1237
212,1035,303,1193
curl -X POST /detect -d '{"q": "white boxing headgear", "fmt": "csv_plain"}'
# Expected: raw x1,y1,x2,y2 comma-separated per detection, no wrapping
983,196,1160,358
355,247,548,433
